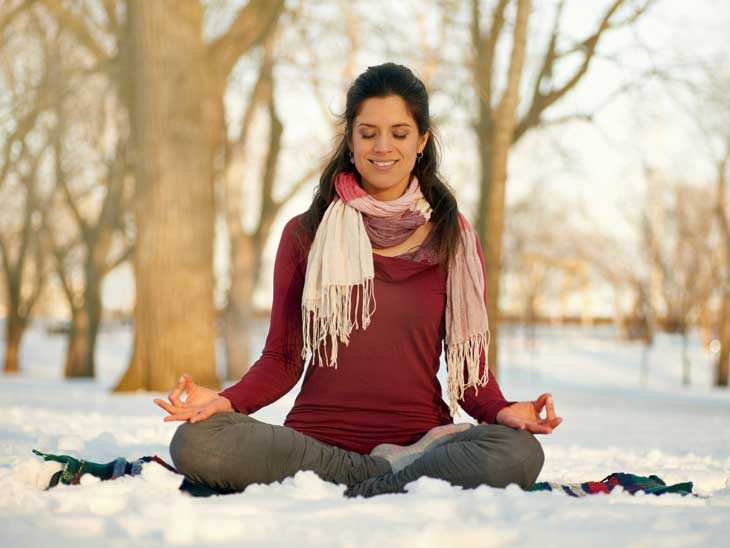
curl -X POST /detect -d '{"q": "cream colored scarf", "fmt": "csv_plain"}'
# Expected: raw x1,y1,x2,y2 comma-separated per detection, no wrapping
301,171,490,417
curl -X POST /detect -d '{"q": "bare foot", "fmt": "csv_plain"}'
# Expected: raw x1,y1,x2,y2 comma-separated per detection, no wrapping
370,423,474,473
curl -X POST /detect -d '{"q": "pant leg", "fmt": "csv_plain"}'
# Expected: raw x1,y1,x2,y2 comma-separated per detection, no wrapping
344,424,544,498
169,412,391,493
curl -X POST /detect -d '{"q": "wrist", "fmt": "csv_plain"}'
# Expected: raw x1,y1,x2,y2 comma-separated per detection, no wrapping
218,396,234,413
496,403,513,425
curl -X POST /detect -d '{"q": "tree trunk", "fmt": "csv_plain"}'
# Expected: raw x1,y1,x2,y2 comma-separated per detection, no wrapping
224,233,258,380
478,0,531,377
716,292,730,387
64,279,103,378
3,313,24,374
65,306,92,377
114,0,218,392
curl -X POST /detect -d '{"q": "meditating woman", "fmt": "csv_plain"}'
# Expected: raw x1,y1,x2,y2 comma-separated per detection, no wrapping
155,62,562,498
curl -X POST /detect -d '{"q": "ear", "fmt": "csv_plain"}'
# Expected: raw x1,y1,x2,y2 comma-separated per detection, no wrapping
418,130,430,153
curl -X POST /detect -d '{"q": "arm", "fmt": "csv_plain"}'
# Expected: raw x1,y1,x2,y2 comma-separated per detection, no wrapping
219,215,310,414
457,231,518,423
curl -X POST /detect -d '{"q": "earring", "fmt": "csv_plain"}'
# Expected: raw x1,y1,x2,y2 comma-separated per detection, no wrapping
349,151,355,163
416,151,423,162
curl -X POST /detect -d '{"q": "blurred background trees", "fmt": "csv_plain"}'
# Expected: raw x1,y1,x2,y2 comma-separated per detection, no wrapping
0,0,727,391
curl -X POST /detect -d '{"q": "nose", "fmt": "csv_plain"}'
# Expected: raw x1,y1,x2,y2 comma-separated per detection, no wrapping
373,134,393,154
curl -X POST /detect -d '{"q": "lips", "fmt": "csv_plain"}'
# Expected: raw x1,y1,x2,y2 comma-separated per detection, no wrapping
369,159,398,170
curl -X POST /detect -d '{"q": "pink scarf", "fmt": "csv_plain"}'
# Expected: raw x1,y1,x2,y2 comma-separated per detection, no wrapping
301,171,490,417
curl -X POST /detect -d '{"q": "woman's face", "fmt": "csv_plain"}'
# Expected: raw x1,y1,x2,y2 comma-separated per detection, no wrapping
349,95,429,201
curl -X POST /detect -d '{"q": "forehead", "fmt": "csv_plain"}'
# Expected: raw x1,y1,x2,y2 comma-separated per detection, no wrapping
354,95,416,127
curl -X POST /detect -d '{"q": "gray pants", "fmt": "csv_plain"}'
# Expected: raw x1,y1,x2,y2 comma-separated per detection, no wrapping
169,413,544,498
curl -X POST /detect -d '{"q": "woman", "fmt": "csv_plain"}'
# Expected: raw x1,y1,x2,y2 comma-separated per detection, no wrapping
155,63,562,498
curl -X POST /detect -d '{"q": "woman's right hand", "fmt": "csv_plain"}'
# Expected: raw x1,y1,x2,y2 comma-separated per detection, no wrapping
154,373,234,423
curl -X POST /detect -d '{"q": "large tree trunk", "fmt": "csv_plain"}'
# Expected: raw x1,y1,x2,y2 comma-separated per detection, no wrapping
114,0,218,391
477,0,531,377
3,313,24,374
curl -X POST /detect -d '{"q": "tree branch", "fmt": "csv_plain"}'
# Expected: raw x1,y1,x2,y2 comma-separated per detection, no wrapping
470,0,509,112
276,158,327,207
101,242,134,276
513,0,658,142
40,0,112,63
207,0,285,80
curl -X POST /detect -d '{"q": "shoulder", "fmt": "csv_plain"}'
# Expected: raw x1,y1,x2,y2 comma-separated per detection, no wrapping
279,212,313,264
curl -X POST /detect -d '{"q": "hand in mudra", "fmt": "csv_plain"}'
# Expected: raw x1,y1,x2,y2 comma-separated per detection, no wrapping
493,393,563,435
154,373,233,423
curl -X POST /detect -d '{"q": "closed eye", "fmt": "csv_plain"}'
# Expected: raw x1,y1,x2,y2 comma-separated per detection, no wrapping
360,133,409,139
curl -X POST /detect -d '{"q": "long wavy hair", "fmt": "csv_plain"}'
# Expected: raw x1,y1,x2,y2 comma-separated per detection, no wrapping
299,62,461,270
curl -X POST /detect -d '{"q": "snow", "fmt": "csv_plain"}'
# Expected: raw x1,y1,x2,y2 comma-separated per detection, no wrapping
1,321,729,547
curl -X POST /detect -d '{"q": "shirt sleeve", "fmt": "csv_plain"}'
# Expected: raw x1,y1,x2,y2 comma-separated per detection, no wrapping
456,230,517,424
219,215,309,414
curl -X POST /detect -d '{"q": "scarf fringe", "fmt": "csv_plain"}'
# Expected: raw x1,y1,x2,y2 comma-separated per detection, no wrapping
446,329,491,417
301,278,376,368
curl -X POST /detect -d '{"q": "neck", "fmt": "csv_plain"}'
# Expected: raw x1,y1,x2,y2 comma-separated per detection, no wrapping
361,173,411,201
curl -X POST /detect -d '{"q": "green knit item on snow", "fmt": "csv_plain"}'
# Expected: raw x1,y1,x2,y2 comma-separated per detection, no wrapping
32,449,122,486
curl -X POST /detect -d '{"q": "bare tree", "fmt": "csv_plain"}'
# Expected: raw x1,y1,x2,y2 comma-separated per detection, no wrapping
643,177,716,385
0,142,48,374
0,7,50,374
468,0,657,375
44,101,133,378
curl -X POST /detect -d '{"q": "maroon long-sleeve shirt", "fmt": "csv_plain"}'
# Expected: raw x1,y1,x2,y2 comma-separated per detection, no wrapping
220,213,515,454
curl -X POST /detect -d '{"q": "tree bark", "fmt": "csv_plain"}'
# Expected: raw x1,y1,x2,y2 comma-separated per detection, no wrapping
65,307,91,377
63,281,102,378
114,0,218,391
3,312,24,374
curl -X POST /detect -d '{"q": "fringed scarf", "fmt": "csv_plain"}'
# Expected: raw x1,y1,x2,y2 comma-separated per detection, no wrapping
301,171,490,417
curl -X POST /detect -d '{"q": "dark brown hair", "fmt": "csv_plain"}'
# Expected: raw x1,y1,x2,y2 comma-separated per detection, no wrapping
299,62,460,269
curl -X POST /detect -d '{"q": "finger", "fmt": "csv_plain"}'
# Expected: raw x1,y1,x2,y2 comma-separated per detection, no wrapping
545,394,558,421
547,416,563,429
168,375,188,408
154,398,185,415
526,421,553,435
533,393,550,416
163,409,198,422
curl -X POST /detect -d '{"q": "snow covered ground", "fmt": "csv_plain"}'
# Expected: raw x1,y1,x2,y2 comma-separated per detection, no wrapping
1,321,729,547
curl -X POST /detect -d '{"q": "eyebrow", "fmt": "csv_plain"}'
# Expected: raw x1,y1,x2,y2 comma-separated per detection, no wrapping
357,123,413,129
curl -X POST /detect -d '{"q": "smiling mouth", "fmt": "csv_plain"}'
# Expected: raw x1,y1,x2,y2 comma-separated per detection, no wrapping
369,159,398,169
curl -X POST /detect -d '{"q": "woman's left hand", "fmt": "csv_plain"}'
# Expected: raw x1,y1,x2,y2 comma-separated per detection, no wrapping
494,393,563,435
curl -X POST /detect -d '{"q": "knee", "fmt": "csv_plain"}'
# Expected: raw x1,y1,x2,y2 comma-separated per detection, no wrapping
514,429,544,489
169,416,229,480
472,425,545,490
169,421,205,477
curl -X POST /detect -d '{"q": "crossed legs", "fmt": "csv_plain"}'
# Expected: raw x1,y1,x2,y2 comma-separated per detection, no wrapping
169,413,544,498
